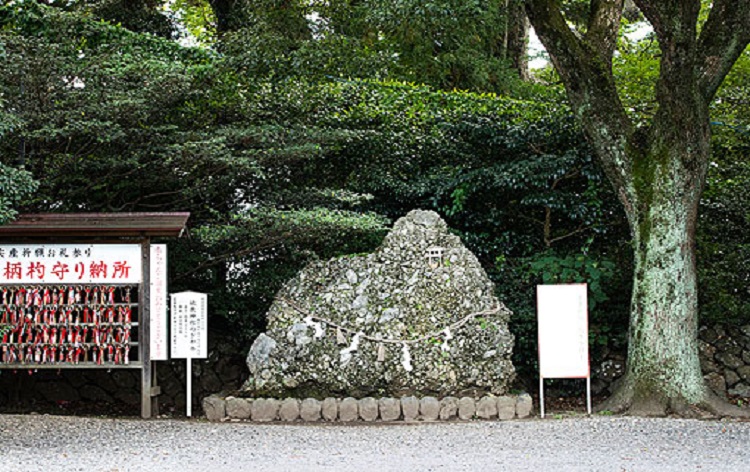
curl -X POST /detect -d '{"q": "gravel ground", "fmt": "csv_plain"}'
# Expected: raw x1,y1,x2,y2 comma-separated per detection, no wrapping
2,414,750,472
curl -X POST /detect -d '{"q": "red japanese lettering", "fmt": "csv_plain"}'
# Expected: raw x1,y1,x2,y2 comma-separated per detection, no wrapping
3,262,22,280
51,262,69,280
112,261,131,279
89,261,107,279
74,262,85,280
26,262,45,279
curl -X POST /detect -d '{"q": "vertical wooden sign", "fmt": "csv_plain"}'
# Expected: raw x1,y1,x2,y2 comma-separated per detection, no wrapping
149,244,168,361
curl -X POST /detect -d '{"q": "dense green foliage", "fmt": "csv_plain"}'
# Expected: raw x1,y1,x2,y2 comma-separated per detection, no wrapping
0,1,748,384
699,79,750,324
173,0,529,94
0,163,37,225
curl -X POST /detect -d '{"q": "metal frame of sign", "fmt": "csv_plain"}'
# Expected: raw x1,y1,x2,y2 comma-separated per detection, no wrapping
537,283,591,418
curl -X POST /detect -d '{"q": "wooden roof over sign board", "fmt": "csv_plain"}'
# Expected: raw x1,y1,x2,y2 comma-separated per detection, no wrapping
0,213,190,238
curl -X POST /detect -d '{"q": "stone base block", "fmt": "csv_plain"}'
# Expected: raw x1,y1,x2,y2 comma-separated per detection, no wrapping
207,393,535,423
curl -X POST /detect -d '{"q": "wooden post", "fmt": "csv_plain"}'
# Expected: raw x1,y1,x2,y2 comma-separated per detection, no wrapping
141,239,152,419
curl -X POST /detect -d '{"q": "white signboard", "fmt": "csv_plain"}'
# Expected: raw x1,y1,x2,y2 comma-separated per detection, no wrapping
170,291,207,359
537,283,589,378
0,244,142,284
150,245,168,360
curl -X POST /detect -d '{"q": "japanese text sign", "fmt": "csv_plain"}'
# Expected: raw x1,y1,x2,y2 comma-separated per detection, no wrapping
170,291,207,359
150,244,168,361
0,244,142,284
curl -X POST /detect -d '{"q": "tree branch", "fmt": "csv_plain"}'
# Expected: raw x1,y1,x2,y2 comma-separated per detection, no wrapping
586,0,625,63
525,0,634,200
696,0,750,101
174,237,285,281
525,0,586,80
547,224,594,246
630,0,698,42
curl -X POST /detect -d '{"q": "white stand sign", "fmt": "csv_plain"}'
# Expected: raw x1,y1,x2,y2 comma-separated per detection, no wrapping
170,291,208,417
537,283,591,417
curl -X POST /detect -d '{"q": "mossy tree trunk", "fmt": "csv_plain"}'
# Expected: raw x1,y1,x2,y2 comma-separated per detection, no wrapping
618,133,708,414
524,0,750,415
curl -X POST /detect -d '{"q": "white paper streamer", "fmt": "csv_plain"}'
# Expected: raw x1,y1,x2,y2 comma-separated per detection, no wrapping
441,326,452,352
339,331,364,367
303,316,324,339
401,343,413,372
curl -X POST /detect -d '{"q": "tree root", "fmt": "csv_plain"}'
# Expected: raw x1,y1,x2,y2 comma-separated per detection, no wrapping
595,378,750,419
697,390,750,419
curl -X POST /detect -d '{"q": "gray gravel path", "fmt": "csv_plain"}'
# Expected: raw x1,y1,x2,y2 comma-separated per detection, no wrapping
2,414,750,472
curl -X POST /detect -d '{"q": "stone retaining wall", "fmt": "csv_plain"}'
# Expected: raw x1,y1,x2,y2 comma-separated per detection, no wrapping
202,394,533,422
590,323,750,399
699,324,750,398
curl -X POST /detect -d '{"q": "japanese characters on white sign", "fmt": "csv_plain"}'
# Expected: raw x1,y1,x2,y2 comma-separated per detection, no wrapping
0,244,142,284
149,244,168,361
537,283,589,378
170,291,207,359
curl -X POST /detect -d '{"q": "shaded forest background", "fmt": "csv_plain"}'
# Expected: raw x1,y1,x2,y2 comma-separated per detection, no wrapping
0,0,748,381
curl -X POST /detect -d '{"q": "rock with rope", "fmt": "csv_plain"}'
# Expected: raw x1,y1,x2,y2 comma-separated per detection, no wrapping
242,210,515,398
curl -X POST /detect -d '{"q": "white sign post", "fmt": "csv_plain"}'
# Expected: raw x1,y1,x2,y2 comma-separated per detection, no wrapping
537,283,590,417
170,291,207,417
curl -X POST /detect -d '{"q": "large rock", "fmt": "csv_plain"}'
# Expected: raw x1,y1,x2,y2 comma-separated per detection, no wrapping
242,210,515,398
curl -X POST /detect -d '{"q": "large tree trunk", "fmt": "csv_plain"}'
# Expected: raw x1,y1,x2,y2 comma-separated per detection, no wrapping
597,77,740,415
596,118,745,417
605,145,708,415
